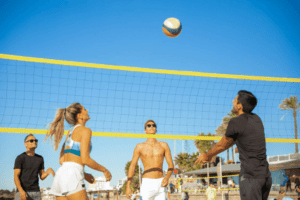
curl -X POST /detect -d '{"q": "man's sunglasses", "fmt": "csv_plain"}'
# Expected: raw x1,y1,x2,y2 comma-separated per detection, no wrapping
26,139,38,143
146,124,156,128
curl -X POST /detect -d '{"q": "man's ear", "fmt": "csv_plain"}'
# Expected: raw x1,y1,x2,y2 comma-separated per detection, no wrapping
77,112,81,121
237,103,243,111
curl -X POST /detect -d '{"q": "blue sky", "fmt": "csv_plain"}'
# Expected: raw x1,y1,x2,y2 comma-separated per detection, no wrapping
0,0,300,191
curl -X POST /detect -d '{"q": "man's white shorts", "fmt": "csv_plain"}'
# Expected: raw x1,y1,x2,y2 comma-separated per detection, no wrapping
140,178,166,200
49,162,86,196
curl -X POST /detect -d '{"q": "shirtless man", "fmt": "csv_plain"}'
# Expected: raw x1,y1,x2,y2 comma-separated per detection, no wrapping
126,120,174,200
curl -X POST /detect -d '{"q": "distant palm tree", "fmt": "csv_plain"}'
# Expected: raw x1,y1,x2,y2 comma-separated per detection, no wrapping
189,152,201,171
174,152,201,174
175,153,190,173
122,161,142,194
194,133,222,184
194,132,217,164
125,161,140,176
279,95,300,153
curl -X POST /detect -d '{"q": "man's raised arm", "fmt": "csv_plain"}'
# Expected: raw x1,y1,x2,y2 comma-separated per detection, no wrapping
126,144,141,199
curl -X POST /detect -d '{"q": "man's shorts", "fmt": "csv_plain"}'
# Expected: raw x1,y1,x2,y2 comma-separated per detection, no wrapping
140,178,166,200
15,191,41,200
49,162,86,196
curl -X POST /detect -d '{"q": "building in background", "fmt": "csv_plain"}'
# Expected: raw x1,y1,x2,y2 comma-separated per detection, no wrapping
116,177,128,190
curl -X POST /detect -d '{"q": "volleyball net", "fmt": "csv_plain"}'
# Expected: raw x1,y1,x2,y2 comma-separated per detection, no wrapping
0,53,299,144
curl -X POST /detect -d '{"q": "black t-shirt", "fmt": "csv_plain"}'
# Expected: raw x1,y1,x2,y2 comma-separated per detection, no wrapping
225,113,271,178
14,152,44,192
296,178,300,186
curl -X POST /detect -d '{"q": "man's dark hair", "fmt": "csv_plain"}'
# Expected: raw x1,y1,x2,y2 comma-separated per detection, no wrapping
237,90,257,114
24,134,34,142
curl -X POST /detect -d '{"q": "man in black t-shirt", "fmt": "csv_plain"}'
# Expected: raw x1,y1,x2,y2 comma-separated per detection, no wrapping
14,134,55,200
195,90,272,200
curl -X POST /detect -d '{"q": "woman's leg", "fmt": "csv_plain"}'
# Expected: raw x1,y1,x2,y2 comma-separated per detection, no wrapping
57,196,68,200
67,190,89,200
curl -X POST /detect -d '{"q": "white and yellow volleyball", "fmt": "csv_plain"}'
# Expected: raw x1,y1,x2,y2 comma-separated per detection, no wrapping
162,17,182,37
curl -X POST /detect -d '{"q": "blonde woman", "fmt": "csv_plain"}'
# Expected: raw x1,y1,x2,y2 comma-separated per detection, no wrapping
46,103,112,200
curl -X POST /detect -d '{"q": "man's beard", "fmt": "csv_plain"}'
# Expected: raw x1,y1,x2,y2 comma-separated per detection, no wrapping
231,106,238,114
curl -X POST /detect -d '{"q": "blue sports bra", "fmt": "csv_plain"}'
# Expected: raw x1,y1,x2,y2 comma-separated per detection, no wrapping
64,124,92,156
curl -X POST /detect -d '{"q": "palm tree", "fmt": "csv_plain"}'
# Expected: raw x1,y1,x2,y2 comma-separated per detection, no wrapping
194,132,217,164
194,133,217,164
190,152,201,171
279,95,300,153
175,153,190,173
125,161,140,176
194,133,215,152
174,152,202,174
121,161,143,194
194,132,218,184
215,111,237,163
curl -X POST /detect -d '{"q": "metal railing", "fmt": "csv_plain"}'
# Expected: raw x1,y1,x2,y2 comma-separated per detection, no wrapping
267,153,300,164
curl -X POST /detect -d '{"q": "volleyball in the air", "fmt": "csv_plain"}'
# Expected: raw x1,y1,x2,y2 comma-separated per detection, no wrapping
162,17,182,37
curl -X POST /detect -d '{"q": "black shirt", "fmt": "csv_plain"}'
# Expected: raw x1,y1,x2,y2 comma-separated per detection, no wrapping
296,178,300,186
225,113,271,178
14,152,44,192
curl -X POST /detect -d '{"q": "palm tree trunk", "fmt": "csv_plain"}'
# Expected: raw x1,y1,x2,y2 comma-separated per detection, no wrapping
207,164,209,185
294,109,298,153
227,149,229,163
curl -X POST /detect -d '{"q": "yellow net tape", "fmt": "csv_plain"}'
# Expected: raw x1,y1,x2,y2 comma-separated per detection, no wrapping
0,128,299,143
1,53,299,82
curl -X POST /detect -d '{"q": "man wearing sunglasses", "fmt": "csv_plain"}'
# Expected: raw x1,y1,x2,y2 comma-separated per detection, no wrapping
126,120,174,200
14,134,55,200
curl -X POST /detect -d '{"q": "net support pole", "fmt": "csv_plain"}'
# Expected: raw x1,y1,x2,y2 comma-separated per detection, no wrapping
207,165,209,185
174,140,176,168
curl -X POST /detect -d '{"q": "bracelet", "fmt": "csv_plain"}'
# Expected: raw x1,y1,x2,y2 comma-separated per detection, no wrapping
168,168,174,171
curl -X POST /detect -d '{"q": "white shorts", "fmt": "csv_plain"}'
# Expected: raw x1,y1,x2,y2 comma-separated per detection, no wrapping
49,162,86,196
140,178,166,200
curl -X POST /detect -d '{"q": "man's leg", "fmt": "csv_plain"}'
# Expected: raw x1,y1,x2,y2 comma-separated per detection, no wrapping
154,187,166,200
14,192,21,200
140,179,156,200
26,191,42,200
239,175,270,200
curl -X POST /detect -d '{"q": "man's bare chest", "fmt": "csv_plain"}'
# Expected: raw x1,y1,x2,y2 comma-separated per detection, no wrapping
140,145,165,157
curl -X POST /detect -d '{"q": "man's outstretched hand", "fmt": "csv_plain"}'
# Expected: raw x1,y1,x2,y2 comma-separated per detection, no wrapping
195,153,211,167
